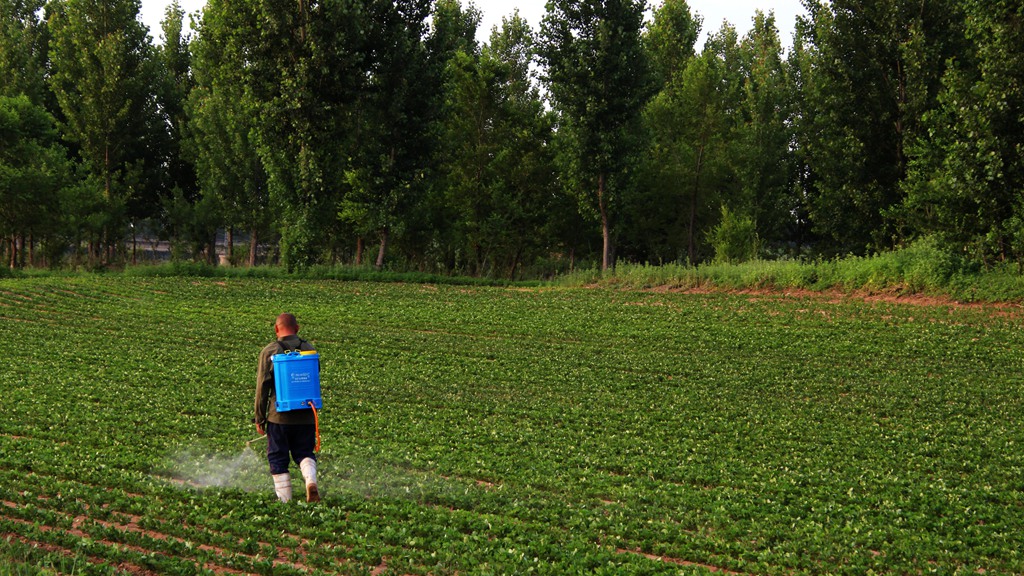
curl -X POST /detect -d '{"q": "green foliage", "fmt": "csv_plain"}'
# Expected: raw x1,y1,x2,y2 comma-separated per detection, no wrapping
244,0,367,268
0,95,68,260
160,187,221,262
634,27,738,264
796,0,968,256
187,0,272,268
900,0,1024,265
3,0,1024,277
154,1,197,206
0,0,49,104
435,14,557,279
642,0,699,84
118,261,534,287
339,0,438,270
632,12,795,266
733,12,797,250
709,205,759,264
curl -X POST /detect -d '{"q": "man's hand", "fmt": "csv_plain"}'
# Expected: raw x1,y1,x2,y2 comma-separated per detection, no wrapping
256,422,265,436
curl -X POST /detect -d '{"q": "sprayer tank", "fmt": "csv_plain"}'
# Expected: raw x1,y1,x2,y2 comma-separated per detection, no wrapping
271,350,322,412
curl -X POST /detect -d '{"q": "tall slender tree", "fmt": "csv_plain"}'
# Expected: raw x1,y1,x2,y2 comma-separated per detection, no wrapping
796,0,966,255
438,12,556,277
47,0,160,263
156,2,196,200
733,11,796,253
188,0,270,267
248,0,365,269
902,0,1022,263
540,0,653,271
0,95,67,267
144,1,203,262
635,23,740,264
624,0,700,263
643,0,699,86
340,0,437,269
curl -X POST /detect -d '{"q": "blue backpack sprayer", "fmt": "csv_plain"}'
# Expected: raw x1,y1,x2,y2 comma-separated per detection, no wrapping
271,348,323,451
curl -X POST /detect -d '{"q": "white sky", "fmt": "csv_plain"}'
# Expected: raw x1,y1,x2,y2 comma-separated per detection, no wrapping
140,0,807,50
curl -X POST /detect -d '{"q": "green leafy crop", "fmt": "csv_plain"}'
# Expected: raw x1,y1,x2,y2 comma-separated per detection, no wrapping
1,277,1022,574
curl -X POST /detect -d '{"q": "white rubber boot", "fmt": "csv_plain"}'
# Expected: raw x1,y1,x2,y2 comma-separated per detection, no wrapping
299,458,319,503
273,473,292,503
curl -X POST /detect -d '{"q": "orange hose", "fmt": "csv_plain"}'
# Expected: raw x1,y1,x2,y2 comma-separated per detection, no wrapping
308,401,321,452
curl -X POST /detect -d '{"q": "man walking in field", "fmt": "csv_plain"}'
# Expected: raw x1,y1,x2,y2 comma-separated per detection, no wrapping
255,313,320,503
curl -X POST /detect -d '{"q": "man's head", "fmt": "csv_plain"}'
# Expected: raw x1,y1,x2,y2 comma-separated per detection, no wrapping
274,313,299,338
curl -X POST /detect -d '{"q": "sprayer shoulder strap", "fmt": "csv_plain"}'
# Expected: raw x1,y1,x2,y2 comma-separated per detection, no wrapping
276,337,309,354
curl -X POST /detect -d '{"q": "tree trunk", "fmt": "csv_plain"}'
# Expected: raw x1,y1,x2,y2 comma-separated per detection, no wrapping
509,246,523,281
598,173,612,271
226,227,234,266
689,143,706,265
248,228,258,267
297,0,308,43
375,228,389,270
356,237,364,266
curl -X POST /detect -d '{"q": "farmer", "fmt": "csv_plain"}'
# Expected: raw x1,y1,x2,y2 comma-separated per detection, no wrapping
255,312,320,503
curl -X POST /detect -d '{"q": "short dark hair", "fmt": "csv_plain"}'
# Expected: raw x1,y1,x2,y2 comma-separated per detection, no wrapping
276,313,299,331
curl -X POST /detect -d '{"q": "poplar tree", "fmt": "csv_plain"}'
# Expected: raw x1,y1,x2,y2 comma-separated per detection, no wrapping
0,95,67,267
643,0,699,86
340,0,436,269
47,0,160,263
248,0,364,269
438,12,555,277
540,0,653,271
619,0,698,262
902,0,1023,263
733,11,795,253
188,0,269,266
796,0,966,255
148,2,206,262
156,1,196,202
0,0,65,267
636,23,738,264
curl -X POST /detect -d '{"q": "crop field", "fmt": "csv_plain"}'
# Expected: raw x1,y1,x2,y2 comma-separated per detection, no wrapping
1,277,1023,575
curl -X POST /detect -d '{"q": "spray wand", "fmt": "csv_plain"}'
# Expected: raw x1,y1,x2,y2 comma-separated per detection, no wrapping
245,435,268,449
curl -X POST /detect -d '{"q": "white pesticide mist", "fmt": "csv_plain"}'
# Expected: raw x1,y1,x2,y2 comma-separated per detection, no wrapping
329,456,475,503
160,447,491,502
166,445,267,491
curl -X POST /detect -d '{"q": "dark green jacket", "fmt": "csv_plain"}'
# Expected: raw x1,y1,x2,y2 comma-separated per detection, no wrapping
255,334,316,426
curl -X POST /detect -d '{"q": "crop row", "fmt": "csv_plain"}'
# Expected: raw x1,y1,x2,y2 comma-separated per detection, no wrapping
2,277,1023,574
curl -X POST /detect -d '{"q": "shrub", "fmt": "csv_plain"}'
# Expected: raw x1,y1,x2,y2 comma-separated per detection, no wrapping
709,206,760,264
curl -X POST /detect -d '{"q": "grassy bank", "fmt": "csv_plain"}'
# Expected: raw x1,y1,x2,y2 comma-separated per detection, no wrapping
561,240,1024,304
5,238,1024,303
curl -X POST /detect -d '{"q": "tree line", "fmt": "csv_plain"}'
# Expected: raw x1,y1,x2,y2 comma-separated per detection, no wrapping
1,0,1021,276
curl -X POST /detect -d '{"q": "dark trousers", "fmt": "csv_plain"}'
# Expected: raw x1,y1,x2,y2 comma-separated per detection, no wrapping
266,422,317,475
